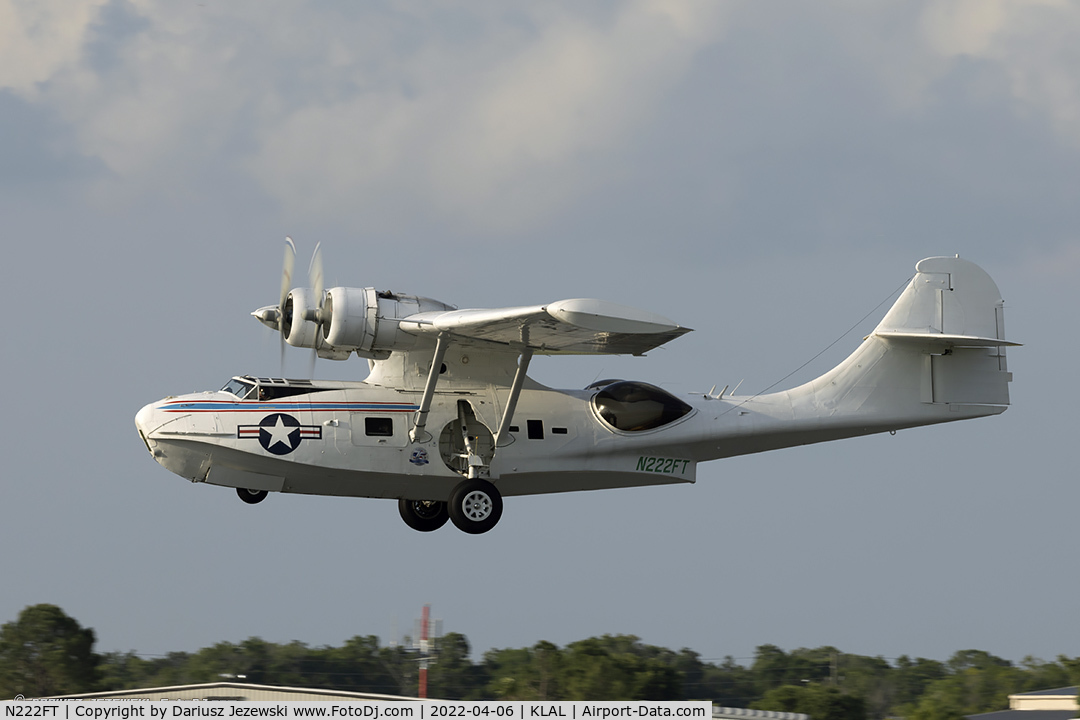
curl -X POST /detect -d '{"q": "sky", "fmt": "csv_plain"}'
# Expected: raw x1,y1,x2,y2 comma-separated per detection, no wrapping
1,0,1078,673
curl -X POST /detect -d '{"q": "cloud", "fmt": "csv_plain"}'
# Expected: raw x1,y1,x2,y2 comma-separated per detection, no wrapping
920,0,1080,146
247,1,729,234
2,1,730,231
0,0,108,96
5,0,1080,247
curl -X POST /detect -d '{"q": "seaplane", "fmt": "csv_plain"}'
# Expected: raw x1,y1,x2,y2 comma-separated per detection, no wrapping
135,241,1018,534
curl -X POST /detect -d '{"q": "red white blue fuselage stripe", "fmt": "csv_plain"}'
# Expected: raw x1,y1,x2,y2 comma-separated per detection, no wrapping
161,400,419,413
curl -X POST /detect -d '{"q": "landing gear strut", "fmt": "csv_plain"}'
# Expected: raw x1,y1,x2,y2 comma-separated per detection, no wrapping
237,488,268,504
448,478,503,534
398,499,449,532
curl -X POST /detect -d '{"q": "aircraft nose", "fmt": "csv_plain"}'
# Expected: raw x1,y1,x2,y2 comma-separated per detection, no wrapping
135,402,161,447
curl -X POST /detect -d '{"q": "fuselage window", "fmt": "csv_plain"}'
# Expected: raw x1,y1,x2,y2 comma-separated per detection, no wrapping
592,381,693,432
256,386,324,401
365,417,394,437
527,419,544,440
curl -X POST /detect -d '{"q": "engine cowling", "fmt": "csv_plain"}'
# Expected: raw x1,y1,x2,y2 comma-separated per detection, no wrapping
283,288,322,349
321,287,455,359
322,287,376,352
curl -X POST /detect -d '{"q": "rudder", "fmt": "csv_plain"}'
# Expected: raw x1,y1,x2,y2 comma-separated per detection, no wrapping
872,256,1017,407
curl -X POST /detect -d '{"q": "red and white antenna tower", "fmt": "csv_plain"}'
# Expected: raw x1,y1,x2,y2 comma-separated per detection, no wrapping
411,604,442,698
419,604,430,699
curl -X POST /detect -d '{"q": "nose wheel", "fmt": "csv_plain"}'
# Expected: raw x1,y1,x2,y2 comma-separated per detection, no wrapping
448,479,503,534
398,499,449,532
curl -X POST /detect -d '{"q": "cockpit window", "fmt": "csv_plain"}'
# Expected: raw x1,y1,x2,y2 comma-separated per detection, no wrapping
255,385,321,401
592,381,693,432
221,378,255,399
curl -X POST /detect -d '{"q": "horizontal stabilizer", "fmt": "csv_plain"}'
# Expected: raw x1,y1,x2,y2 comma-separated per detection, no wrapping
874,331,1022,348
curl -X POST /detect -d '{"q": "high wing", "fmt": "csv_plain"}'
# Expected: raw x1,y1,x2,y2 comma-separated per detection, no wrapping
399,298,691,355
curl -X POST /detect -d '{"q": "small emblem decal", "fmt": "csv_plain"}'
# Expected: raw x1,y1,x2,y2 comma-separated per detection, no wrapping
409,447,429,466
238,413,321,456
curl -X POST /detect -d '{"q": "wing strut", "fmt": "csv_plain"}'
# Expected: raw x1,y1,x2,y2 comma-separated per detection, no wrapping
458,400,485,479
494,346,533,448
409,334,450,443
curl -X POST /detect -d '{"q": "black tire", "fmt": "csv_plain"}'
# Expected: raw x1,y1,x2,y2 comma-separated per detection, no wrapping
398,499,450,532
237,488,268,505
448,479,503,534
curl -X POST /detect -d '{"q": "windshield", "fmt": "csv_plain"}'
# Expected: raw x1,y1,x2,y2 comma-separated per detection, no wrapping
221,377,255,399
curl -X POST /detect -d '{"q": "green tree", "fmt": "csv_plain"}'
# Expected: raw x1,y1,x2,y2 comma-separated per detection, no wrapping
753,684,866,720
832,653,893,719
428,633,486,699
0,604,100,698
484,642,564,700
98,651,155,691
751,645,832,696
907,651,1026,720
1057,655,1080,686
309,635,408,696
1017,657,1071,692
556,635,681,700
699,655,757,707
892,655,948,709
907,678,970,720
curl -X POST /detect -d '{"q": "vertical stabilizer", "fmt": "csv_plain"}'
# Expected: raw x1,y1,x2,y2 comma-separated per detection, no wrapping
870,256,1017,406
765,256,1018,448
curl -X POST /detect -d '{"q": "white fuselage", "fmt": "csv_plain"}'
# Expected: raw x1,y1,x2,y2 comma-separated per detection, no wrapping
134,335,1005,503
135,378,705,501
134,255,1015,534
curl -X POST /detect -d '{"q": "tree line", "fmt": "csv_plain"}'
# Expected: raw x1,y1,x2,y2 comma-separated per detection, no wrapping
2,604,1078,720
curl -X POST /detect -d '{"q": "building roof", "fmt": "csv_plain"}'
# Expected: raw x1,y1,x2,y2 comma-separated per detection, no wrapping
51,681,418,702
712,707,809,720
1017,689,1079,698
966,711,1076,720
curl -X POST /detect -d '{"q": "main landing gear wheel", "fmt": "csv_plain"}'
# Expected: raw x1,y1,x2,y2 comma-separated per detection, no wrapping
448,479,503,534
398,499,449,532
237,488,268,505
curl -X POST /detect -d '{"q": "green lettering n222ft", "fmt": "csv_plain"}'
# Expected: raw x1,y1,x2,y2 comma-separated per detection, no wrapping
635,456,690,475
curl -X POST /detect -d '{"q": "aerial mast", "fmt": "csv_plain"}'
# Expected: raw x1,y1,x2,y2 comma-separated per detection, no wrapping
418,604,430,699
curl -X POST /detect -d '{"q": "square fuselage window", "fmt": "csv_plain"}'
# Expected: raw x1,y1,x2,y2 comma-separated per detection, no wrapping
365,417,394,437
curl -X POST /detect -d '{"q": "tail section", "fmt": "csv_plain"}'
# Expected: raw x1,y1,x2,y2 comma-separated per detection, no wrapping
697,257,1016,462
870,256,1017,407
778,256,1017,438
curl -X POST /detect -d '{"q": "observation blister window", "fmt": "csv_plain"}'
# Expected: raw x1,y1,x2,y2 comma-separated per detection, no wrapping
592,381,692,432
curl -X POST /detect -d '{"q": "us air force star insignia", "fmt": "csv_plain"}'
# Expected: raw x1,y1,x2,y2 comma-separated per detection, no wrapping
237,414,322,456
261,414,299,453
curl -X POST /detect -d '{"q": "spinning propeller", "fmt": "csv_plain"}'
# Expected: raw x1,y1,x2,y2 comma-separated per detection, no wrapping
252,237,332,376
277,237,295,370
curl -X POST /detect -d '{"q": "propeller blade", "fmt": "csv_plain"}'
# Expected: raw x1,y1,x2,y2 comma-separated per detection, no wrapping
280,237,296,322
280,237,297,375
309,241,324,318
280,329,287,376
308,242,324,379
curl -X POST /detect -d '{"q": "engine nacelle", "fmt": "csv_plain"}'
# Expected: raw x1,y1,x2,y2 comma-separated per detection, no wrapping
323,287,455,358
283,288,322,349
